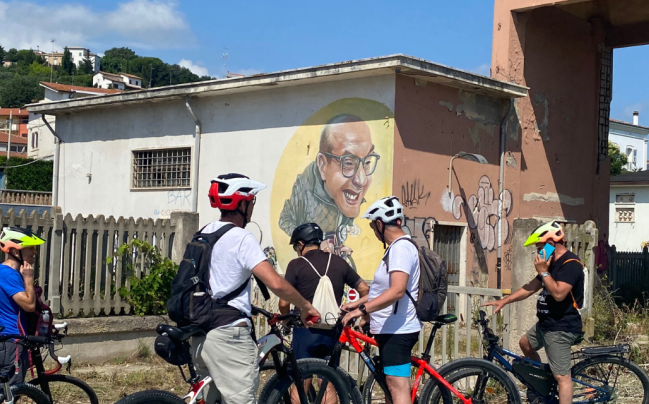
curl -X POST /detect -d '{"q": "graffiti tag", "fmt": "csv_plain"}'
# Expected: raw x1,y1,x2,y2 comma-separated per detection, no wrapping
168,190,192,207
401,179,431,208
504,245,513,272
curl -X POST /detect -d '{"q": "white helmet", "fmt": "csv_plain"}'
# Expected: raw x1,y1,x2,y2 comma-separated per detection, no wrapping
362,196,405,224
208,173,266,210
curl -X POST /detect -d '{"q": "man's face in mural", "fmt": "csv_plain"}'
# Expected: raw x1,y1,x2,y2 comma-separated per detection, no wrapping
317,117,375,218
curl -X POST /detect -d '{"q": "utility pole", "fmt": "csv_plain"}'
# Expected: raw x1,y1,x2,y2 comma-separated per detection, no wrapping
7,110,12,159
50,39,55,83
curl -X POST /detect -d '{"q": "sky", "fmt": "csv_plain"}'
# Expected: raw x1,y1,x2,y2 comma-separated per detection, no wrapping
0,0,646,124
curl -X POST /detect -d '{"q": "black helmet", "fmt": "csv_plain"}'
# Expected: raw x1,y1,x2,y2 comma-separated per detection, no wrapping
290,223,324,246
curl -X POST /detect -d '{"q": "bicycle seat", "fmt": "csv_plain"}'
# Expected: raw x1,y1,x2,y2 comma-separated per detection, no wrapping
156,324,205,341
433,314,458,324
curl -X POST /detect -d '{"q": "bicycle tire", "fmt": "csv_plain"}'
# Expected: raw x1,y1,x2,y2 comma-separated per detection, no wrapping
571,354,649,404
0,383,51,404
420,357,521,404
114,389,185,404
260,358,351,404
30,373,99,404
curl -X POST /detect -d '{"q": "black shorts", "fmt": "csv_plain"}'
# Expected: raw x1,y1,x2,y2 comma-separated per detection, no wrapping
291,327,337,360
376,332,419,378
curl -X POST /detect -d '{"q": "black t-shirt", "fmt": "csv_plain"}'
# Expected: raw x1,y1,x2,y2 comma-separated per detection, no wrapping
535,251,584,333
285,250,362,308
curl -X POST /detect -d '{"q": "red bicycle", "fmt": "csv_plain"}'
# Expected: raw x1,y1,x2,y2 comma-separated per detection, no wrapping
327,313,520,404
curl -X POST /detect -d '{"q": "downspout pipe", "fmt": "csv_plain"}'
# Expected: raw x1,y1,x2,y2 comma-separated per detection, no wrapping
185,97,201,213
497,100,514,289
41,116,61,206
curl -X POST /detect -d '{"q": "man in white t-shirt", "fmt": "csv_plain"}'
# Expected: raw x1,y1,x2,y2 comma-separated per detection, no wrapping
342,196,421,404
193,173,320,404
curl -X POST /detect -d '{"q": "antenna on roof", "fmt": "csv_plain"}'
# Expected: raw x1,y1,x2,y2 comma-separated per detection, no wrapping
222,47,229,78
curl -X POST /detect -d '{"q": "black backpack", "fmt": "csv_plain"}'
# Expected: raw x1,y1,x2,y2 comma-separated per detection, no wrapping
167,224,267,330
384,238,448,322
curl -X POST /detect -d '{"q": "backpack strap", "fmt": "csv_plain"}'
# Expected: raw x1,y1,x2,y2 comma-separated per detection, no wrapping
560,258,584,310
299,253,332,278
384,237,419,312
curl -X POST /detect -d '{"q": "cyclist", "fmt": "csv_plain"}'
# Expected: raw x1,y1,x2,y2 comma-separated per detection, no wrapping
279,222,369,358
342,196,421,404
0,227,45,384
194,173,320,404
484,220,584,404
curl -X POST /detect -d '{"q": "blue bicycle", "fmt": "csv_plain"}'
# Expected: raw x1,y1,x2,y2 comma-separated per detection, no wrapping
455,310,649,403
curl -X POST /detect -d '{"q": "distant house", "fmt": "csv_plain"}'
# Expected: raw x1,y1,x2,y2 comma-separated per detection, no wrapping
93,71,142,90
609,112,649,171
610,170,649,251
44,47,100,73
0,109,29,157
27,82,123,159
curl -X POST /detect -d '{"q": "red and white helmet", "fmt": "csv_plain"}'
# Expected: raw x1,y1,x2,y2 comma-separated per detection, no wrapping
208,173,267,210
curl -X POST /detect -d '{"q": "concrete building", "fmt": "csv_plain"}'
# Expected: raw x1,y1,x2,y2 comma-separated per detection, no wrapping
93,72,142,90
45,47,100,73
27,83,122,159
609,170,649,251
608,112,649,171
0,108,28,139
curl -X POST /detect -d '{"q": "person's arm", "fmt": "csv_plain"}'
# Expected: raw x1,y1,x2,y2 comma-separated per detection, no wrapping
541,276,573,302
482,277,542,313
278,265,297,315
12,263,36,312
342,271,408,325
536,255,580,302
252,261,319,323
341,280,370,311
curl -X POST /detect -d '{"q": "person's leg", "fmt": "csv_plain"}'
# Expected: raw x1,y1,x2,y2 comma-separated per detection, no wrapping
545,331,578,404
521,324,543,363
379,332,419,404
191,335,221,404
201,326,259,404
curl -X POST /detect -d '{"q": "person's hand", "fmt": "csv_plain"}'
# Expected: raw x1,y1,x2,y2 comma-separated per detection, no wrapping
300,304,321,328
342,308,363,327
358,314,369,331
341,301,361,312
482,298,508,314
534,250,552,275
20,262,34,280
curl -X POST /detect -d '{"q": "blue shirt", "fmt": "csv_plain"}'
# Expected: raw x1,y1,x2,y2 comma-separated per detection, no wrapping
0,264,27,335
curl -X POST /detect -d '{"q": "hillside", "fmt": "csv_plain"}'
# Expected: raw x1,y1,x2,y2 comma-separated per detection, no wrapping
0,46,213,107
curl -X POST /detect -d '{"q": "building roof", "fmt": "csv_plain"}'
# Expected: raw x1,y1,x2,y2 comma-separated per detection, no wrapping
120,72,142,80
610,118,649,132
28,54,529,115
39,82,123,95
0,133,28,144
95,71,124,81
611,170,649,186
0,108,29,118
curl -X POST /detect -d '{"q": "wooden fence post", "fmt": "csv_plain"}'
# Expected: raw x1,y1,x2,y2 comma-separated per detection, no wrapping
48,206,63,315
170,211,199,263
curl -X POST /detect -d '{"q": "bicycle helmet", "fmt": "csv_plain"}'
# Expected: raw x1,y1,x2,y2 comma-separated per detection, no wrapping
208,173,266,210
0,226,45,253
524,221,565,247
361,196,405,224
290,223,324,246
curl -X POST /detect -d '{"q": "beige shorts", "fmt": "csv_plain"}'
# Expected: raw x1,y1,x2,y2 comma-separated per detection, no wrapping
526,324,580,376
192,326,259,404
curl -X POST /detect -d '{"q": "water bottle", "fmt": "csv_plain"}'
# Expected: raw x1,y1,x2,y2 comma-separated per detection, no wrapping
39,310,50,336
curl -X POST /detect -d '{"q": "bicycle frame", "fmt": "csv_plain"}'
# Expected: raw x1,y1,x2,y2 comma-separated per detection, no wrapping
330,324,472,404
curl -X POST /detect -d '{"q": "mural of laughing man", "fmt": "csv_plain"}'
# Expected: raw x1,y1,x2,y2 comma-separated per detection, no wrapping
279,114,380,264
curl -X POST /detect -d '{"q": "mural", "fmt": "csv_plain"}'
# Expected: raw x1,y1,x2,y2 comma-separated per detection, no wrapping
451,175,512,252
270,98,394,279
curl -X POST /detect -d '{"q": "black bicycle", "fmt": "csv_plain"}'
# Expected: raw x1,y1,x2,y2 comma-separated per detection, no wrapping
432,310,649,404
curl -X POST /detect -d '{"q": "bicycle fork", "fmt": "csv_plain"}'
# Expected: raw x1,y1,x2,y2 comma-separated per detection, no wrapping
2,381,13,404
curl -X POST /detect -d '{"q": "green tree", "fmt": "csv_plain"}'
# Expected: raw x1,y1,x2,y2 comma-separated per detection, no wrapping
28,61,50,76
79,57,94,74
6,48,18,63
104,47,137,60
0,45,5,64
0,157,53,192
0,76,43,107
609,141,629,176
16,49,36,67
61,47,74,75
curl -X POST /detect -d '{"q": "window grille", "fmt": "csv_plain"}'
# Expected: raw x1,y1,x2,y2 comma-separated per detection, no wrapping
132,148,191,188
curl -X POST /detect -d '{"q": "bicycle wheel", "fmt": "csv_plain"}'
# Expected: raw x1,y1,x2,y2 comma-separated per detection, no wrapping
362,371,447,404
572,354,649,404
0,383,51,404
114,389,184,404
421,358,522,404
260,358,351,404
30,374,99,404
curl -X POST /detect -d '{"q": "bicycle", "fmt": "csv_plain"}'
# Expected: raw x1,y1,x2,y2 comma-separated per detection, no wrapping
116,306,351,404
459,309,649,404
325,312,521,404
0,328,56,404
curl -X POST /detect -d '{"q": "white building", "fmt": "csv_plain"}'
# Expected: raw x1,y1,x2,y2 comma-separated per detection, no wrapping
93,72,142,90
610,171,649,251
27,82,122,159
67,47,100,73
609,112,649,171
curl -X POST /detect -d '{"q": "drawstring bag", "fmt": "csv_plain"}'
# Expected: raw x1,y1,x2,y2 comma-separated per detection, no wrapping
301,254,339,328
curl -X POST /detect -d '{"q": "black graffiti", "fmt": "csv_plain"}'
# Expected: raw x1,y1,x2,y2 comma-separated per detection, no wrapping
504,245,513,272
401,179,431,208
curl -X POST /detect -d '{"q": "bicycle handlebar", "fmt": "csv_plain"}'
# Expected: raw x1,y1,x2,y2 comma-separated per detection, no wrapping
251,306,320,328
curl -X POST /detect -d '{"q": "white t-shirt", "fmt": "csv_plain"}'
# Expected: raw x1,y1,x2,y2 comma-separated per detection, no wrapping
202,221,267,326
368,235,422,335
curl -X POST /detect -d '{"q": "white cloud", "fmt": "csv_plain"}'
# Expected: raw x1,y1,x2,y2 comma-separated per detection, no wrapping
0,0,194,52
179,59,208,77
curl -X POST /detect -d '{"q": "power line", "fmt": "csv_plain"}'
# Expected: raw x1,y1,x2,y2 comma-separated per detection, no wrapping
0,145,58,169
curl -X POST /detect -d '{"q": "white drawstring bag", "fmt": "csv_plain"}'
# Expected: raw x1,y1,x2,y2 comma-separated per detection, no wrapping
301,253,339,328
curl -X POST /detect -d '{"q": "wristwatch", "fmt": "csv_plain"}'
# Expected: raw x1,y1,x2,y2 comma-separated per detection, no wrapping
359,304,368,316
541,272,550,278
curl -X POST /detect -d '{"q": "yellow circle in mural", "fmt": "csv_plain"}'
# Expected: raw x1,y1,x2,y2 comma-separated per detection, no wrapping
270,98,394,280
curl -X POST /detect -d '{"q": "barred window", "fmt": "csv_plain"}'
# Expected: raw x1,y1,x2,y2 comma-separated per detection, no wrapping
132,148,191,189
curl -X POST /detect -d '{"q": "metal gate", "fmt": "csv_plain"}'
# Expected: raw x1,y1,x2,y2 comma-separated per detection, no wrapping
433,224,463,312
